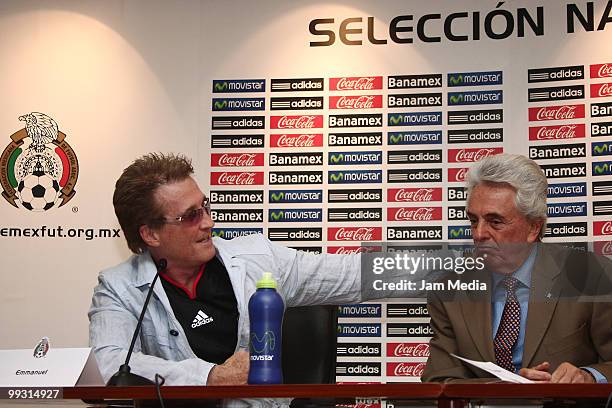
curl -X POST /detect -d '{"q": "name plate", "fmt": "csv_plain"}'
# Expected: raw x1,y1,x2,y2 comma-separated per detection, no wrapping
0,347,102,387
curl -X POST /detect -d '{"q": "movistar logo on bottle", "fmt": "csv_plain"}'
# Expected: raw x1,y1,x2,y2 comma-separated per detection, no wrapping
250,331,276,360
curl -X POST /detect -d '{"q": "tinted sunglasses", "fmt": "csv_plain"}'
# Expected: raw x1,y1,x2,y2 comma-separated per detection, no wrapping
160,197,211,226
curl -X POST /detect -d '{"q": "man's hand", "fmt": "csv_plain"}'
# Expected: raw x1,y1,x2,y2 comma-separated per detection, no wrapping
206,350,249,385
519,361,552,382
550,362,596,383
519,362,596,383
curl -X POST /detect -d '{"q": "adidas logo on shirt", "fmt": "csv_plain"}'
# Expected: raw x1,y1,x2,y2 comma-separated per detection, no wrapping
191,310,214,328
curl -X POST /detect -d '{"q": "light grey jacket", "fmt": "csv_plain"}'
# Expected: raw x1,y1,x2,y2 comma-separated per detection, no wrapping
88,234,361,385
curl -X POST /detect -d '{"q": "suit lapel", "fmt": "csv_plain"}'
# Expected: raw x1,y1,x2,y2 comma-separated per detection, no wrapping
460,271,495,361
522,245,561,368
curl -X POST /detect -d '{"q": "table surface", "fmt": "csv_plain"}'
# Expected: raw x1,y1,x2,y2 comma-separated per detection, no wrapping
58,383,612,399
1,383,611,408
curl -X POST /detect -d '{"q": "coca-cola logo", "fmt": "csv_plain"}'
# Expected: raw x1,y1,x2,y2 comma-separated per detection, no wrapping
217,153,258,167
388,362,426,377
596,83,612,97
329,227,382,242
277,134,316,147
394,188,434,202
596,241,612,255
598,64,612,78
532,105,583,121
335,247,363,254
529,124,585,141
336,77,378,90
451,148,500,162
328,246,380,254
448,168,469,182
216,172,256,185
335,227,374,241
270,133,323,148
601,221,612,235
389,343,430,358
280,115,315,129
353,403,381,408
536,125,578,140
391,207,435,221
333,95,380,109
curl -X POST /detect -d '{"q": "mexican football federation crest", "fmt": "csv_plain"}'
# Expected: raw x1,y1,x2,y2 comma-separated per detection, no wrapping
1,113,78,211
33,337,50,358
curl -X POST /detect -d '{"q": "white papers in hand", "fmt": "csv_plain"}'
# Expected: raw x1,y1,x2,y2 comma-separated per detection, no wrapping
450,353,534,383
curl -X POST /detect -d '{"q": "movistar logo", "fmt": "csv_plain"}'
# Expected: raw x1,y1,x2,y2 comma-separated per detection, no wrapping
328,170,382,184
330,153,344,164
593,163,610,175
250,331,276,354
389,114,402,125
214,82,228,92
447,71,503,87
390,134,402,144
593,142,611,156
268,190,322,203
212,79,265,93
448,226,472,239
330,172,343,182
214,100,227,109
449,94,463,104
449,228,464,238
387,112,442,126
270,210,283,221
212,228,262,239
449,74,463,86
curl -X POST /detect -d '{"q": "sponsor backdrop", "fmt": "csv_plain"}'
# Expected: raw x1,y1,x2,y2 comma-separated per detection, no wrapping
1,0,611,383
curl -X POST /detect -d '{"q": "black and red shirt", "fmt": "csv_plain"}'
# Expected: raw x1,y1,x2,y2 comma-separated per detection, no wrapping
160,256,238,364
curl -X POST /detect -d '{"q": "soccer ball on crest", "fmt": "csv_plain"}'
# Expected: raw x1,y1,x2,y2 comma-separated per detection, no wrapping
17,170,60,211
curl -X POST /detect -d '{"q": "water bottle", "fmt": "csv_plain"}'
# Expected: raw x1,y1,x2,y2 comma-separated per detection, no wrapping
247,272,284,384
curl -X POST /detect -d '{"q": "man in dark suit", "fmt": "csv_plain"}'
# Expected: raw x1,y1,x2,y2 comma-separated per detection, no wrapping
422,153,612,383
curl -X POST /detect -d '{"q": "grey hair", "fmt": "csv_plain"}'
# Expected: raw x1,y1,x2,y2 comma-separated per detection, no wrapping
465,153,548,238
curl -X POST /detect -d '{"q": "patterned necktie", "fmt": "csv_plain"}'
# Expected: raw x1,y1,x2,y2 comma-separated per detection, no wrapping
494,277,520,372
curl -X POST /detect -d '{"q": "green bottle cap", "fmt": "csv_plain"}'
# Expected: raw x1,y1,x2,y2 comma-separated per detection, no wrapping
256,272,277,289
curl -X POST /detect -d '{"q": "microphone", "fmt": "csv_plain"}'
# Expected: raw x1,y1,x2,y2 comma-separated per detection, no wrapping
106,258,167,386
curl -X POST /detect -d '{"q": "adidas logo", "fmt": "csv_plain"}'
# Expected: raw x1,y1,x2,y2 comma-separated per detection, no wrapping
191,310,214,328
